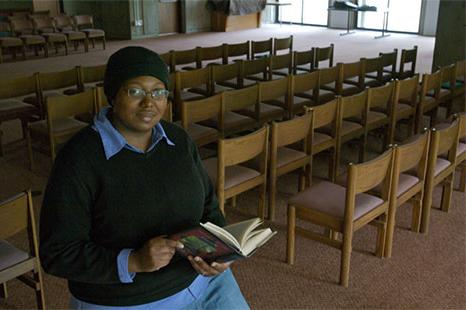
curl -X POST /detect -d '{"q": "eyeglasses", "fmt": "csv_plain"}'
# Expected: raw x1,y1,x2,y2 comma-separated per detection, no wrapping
126,87,169,101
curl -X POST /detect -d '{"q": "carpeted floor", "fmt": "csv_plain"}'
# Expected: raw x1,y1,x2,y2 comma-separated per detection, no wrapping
1,24,465,310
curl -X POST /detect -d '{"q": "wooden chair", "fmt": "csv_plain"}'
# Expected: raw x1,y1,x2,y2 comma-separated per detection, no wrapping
159,52,173,72
388,75,419,145
211,61,241,93
453,60,465,105
0,74,39,156
203,126,269,217
255,77,288,124
241,57,269,86
268,112,312,220
361,56,384,87
287,148,394,287
437,64,457,118
310,98,340,182
364,81,395,156
251,38,273,59
318,65,342,104
9,18,47,57
53,14,88,52
290,71,319,118
335,91,368,174
293,49,314,74
0,22,25,63
415,70,442,133
0,190,45,309
273,35,293,55
339,60,365,96
172,47,199,71
454,112,466,192
384,132,430,258
370,49,397,83
26,89,96,169
174,67,210,119
24,68,81,118
31,16,68,56
73,15,105,50
398,46,418,80
269,53,293,79
178,93,223,147
420,119,460,234
196,44,226,67
313,44,334,69
77,64,106,92
224,41,250,63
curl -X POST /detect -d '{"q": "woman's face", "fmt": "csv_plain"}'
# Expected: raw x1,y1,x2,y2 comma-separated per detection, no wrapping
112,75,167,136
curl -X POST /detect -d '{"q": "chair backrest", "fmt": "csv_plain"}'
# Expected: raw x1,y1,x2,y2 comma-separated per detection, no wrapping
292,70,319,96
362,56,383,80
197,44,226,66
399,46,418,78
53,14,74,31
269,53,293,78
175,66,210,90
79,64,106,84
222,84,259,114
251,38,273,59
379,49,398,75
219,125,268,168
340,60,365,89
181,92,223,129
258,76,289,107
225,41,250,60
346,147,394,201
9,18,35,35
339,89,367,121
311,97,339,130
394,131,430,180
396,74,419,105
457,112,466,141
366,81,395,111
73,15,94,29
0,191,35,241
293,49,314,73
319,65,342,87
439,63,456,86
0,74,38,99
313,44,334,69
211,62,241,88
95,86,108,112
38,68,79,92
159,52,173,72
419,70,442,102
172,47,199,68
240,57,269,84
273,35,293,55
272,111,312,148
31,16,56,33
433,120,459,161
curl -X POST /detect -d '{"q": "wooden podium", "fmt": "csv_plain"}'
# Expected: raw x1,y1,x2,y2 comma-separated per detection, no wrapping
211,11,262,32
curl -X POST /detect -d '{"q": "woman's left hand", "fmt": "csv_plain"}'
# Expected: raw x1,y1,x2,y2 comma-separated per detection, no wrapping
188,256,232,277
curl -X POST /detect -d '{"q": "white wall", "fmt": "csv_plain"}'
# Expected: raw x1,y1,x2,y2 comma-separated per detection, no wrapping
420,0,440,36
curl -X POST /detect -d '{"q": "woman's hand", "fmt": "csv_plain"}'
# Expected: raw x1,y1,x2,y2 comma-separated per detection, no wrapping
188,256,232,277
128,236,184,273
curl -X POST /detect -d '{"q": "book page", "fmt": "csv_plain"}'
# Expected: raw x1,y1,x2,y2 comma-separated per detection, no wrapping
242,228,277,256
200,222,241,250
223,218,262,248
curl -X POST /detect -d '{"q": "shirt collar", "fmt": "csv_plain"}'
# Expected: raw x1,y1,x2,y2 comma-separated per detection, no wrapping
92,106,174,160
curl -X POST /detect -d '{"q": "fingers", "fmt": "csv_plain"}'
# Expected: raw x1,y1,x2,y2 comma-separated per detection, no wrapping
188,256,232,277
131,237,184,273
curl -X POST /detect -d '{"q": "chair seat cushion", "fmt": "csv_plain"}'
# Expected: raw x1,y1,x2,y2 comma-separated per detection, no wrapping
318,88,336,103
435,158,451,176
457,142,466,157
82,29,105,37
174,121,219,143
19,35,46,44
240,103,284,121
202,158,261,190
367,111,387,124
180,91,204,102
0,37,23,47
42,32,67,42
289,180,384,220
0,100,36,118
313,132,333,146
0,240,29,271
374,173,420,197
277,147,308,168
62,31,86,40
30,117,87,136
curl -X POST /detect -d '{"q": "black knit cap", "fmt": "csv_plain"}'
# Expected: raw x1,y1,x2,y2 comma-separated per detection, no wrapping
103,46,169,104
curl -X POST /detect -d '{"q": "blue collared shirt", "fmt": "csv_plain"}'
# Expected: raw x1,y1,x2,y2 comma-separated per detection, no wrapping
87,107,209,309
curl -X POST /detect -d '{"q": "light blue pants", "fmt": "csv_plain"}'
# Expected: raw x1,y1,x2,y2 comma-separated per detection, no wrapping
70,269,249,310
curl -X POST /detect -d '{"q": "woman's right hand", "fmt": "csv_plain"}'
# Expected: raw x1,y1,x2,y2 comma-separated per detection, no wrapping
128,236,184,273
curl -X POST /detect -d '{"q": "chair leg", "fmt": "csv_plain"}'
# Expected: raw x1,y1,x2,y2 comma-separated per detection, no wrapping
339,228,353,288
26,127,34,171
456,163,466,192
64,41,69,55
231,196,237,208
429,107,439,128
375,214,387,258
258,183,266,219
286,205,296,265
102,37,106,50
84,38,89,52
440,173,455,212
410,194,422,233
384,202,397,258
329,148,337,182
268,170,277,221
420,179,434,234
0,125,4,157
0,282,7,298
33,270,46,310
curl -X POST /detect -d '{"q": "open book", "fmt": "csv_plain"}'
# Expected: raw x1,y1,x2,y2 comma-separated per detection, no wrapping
170,218,276,262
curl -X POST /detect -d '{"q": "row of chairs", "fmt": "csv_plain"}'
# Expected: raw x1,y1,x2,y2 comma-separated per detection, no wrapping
286,113,466,287
0,14,105,63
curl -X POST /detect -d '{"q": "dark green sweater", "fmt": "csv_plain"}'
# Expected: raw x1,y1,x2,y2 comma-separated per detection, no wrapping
39,121,225,306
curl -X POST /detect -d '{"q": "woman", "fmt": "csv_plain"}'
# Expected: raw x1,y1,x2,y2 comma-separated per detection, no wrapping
39,46,249,309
